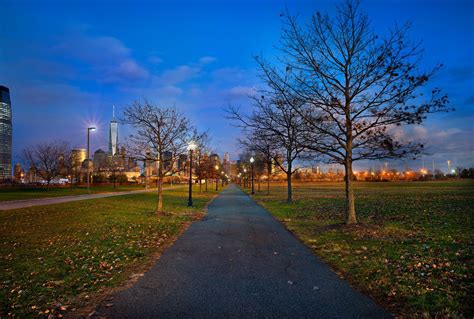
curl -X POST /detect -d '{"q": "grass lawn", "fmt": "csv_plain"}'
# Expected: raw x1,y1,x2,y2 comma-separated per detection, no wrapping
0,184,158,202
0,186,219,318
249,180,474,318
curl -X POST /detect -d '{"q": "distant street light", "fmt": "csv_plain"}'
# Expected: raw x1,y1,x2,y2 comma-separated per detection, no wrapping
86,126,96,194
187,141,197,207
250,156,255,194
215,165,219,191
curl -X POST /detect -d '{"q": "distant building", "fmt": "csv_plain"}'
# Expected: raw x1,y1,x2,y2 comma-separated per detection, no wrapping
210,154,220,167
13,163,24,182
71,149,87,170
108,106,118,156
93,149,108,171
223,152,230,174
71,148,86,182
0,85,12,180
163,151,173,171
178,154,188,172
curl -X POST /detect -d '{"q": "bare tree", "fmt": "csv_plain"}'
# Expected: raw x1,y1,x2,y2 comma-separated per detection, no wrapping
123,100,192,214
239,135,275,195
191,131,212,194
107,157,124,190
22,141,70,188
227,91,312,203
258,0,451,223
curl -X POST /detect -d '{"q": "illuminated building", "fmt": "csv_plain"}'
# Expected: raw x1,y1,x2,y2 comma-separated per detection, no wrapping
0,85,12,180
108,106,118,156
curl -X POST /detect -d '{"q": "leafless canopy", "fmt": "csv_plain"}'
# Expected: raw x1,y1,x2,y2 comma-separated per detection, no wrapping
123,100,193,212
22,141,70,186
227,86,316,202
264,1,450,163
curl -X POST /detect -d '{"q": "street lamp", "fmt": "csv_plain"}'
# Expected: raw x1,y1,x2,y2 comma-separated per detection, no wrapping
250,156,255,194
86,126,96,194
215,165,219,191
187,141,197,207
221,171,225,187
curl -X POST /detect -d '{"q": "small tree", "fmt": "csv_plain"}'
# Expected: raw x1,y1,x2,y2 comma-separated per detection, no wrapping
227,92,312,203
240,136,275,195
123,100,192,214
107,157,123,190
259,0,451,223
22,141,70,188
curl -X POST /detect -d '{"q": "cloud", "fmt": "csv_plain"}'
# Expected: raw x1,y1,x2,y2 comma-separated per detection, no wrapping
156,65,202,85
226,85,256,98
14,83,97,108
198,56,216,64
148,55,164,64
157,85,183,97
103,59,149,83
55,33,148,84
55,35,130,64
211,67,255,83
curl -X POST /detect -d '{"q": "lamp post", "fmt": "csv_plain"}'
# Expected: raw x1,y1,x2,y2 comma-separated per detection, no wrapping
187,141,197,207
86,126,96,194
250,156,255,194
215,165,219,191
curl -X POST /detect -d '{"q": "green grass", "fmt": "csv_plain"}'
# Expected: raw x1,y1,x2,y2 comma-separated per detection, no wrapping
249,180,474,318
0,184,157,202
0,186,219,318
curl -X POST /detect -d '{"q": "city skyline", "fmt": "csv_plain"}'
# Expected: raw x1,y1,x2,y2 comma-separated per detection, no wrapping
1,0,473,171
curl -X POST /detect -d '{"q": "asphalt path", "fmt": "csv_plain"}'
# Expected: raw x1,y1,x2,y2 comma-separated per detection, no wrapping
0,186,182,211
97,184,391,318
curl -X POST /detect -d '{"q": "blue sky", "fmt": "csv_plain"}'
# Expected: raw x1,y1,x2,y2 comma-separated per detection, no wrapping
1,0,473,172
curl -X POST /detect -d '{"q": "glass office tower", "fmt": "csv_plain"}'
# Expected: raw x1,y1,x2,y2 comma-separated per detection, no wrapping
0,86,12,180
108,106,118,156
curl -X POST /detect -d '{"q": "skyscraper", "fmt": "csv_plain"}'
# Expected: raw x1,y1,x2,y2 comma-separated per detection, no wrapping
108,106,118,156
0,86,12,180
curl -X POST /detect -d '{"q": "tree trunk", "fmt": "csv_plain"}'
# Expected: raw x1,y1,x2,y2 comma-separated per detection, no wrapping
267,163,271,195
156,160,163,214
258,177,260,192
344,158,357,224
286,171,292,203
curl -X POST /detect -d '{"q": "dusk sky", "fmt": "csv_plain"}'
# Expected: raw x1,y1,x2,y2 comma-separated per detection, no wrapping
1,0,473,172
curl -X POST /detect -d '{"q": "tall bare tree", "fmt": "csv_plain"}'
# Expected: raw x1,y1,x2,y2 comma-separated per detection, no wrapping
22,141,70,188
123,100,192,214
258,0,451,223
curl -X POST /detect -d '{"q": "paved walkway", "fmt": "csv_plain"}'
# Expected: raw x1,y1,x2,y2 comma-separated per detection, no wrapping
97,184,390,318
0,187,181,211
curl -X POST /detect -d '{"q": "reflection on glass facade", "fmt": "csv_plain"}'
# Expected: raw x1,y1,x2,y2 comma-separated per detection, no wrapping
0,86,12,180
